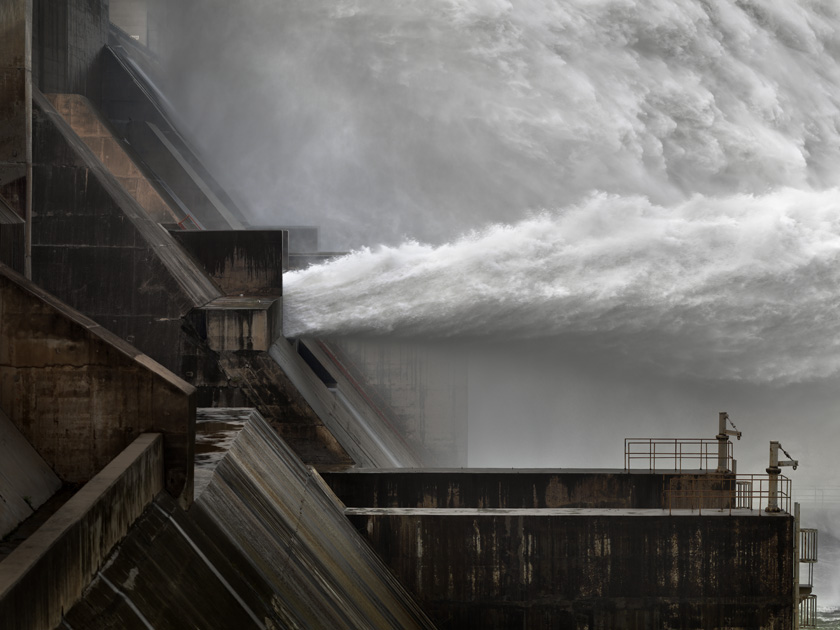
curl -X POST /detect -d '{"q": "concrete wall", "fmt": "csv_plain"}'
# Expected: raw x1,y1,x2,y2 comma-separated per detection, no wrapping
270,338,424,468
100,45,249,230
190,297,282,353
0,0,31,223
171,230,286,295
181,346,354,469
61,409,435,629
110,0,147,44
47,92,182,224
31,90,222,372
349,509,795,629
0,194,24,272
0,262,194,502
32,0,108,103
323,469,731,510
0,433,163,630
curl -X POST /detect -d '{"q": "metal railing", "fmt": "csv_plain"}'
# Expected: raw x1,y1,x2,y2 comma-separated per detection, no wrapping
800,528,818,563
794,487,840,507
666,474,792,515
799,594,817,629
625,438,732,472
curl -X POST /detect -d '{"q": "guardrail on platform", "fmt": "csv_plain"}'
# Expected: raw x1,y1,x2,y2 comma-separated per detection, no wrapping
794,486,840,507
625,438,732,472
666,473,792,515
799,593,817,628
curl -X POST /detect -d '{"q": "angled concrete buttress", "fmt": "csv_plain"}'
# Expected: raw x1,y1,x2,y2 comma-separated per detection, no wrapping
0,261,195,505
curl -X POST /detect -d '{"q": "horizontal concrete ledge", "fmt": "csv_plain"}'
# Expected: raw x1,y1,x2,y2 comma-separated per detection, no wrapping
0,262,193,397
0,434,164,630
333,468,713,474
198,296,280,310
345,507,791,517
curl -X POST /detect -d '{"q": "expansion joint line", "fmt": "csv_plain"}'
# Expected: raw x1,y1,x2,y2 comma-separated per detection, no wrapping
96,570,155,630
280,468,315,576
153,503,266,629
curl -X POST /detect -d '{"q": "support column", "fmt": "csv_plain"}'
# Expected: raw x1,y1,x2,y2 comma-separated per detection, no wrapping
0,0,32,277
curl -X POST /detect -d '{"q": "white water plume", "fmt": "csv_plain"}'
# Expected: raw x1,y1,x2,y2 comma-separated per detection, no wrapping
285,188,840,382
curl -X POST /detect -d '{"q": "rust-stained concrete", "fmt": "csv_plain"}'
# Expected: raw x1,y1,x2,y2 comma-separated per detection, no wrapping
0,0,31,275
348,508,794,629
0,262,194,502
0,432,163,630
191,296,282,353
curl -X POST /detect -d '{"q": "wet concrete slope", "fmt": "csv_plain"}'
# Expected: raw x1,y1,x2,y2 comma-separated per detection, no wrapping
63,408,436,629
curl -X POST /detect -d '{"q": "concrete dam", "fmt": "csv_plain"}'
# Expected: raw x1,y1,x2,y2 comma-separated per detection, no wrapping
0,1,825,628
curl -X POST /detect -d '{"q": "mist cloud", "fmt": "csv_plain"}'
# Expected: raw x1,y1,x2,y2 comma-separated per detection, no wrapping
159,0,840,249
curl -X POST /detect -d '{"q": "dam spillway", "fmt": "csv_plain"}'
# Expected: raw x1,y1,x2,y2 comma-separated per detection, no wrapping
0,1,828,628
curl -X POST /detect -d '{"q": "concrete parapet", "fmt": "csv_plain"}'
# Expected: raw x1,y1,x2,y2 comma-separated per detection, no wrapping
171,229,286,295
0,432,163,630
323,469,728,510
0,262,195,503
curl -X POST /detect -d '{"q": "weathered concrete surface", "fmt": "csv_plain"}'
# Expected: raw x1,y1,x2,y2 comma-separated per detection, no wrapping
0,262,195,502
258,225,319,254
0,0,31,277
0,407,61,538
31,89,222,372
47,93,182,224
190,297,282,353
349,509,794,629
32,0,108,103
329,338,469,466
323,469,733,510
0,0,30,200
62,409,436,629
171,230,285,295
0,433,163,630
182,347,354,469
271,338,423,468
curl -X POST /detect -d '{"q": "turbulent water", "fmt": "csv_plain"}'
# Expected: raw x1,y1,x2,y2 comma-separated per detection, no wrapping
248,0,840,383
